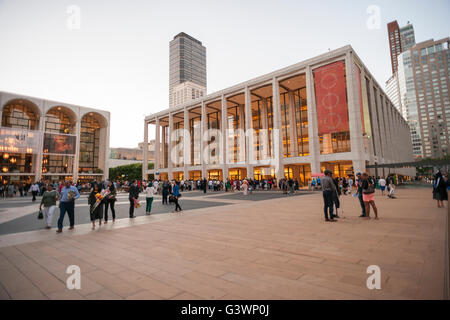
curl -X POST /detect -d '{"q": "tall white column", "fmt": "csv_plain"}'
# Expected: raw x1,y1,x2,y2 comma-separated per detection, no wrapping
272,77,284,180
35,109,46,181
261,98,270,160
168,112,174,180
142,120,148,181
345,52,365,169
221,95,228,180
201,102,207,179
244,86,254,179
288,90,299,157
183,108,190,180
161,124,166,169
154,118,160,172
306,66,321,174
369,79,382,161
73,114,81,182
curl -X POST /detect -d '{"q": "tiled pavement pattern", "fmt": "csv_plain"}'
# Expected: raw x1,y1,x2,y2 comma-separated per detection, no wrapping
0,188,446,300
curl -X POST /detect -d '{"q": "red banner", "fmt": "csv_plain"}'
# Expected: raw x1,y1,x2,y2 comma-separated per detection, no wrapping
314,61,349,135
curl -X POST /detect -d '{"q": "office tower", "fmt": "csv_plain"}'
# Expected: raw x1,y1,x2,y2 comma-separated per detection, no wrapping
388,21,403,74
169,32,207,108
387,20,416,74
400,22,416,51
397,38,450,158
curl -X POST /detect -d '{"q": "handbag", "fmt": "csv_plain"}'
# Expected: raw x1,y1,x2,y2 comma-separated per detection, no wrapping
38,208,43,220
169,195,176,203
363,179,375,194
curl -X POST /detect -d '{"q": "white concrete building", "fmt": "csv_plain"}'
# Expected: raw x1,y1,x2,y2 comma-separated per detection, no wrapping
170,81,206,108
143,46,415,184
385,73,404,118
0,91,110,184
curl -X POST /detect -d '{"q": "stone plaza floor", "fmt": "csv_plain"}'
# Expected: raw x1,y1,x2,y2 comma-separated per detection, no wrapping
0,187,446,300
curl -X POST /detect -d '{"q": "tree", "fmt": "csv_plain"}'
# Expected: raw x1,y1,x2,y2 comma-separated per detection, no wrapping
109,163,154,181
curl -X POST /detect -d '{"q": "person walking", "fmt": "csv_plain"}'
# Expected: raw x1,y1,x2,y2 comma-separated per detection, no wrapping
39,184,59,229
30,182,39,202
355,173,367,217
433,171,448,208
89,184,104,230
104,181,117,223
322,170,337,222
361,173,378,220
56,181,80,233
145,182,155,215
172,181,182,213
128,180,139,218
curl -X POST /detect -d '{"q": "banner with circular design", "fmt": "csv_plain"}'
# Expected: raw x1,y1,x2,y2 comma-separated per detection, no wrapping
313,61,349,135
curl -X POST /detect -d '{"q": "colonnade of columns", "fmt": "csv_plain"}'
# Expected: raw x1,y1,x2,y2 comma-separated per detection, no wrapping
142,53,414,181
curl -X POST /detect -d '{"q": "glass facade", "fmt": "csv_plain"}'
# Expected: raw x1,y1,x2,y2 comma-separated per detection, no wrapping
1,102,38,130
79,115,100,174
227,105,244,163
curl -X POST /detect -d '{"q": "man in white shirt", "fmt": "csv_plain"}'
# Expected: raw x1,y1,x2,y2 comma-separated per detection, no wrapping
30,183,40,202
378,177,387,196
153,180,160,194
145,182,155,215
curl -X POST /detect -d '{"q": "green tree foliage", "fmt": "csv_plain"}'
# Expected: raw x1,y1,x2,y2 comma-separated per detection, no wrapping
109,163,154,181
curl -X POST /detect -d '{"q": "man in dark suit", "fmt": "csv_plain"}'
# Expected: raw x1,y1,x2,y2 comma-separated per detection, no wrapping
162,180,170,205
128,180,139,218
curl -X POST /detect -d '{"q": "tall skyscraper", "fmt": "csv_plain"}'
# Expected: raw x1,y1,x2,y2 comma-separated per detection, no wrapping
397,38,450,159
169,32,207,108
388,21,403,74
387,20,416,74
400,22,416,51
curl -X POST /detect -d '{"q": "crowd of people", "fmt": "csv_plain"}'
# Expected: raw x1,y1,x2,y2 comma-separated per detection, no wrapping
1,169,448,231
319,172,400,222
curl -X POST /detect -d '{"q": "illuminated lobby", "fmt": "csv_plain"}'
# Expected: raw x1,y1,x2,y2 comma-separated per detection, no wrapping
143,46,415,185
0,91,110,184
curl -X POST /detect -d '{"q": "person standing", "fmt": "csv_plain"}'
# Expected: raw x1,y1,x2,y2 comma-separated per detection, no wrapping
104,181,117,223
128,180,139,218
39,184,59,229
89,184,104,230
162,180,170,205
172,181,182,213
30,182,39,202
145,182,155,215
361,173,378,220
433,171,447,208
348,177,354,191
355,173,366,217
322,170,337,222
378,177,387,196
57,181,80,233
332,177,341,218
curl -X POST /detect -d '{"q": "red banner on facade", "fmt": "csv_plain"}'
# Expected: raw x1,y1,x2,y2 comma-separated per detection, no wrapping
314,61,349,135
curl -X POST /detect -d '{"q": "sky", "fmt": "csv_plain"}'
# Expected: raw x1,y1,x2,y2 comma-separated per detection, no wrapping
0,0,449,147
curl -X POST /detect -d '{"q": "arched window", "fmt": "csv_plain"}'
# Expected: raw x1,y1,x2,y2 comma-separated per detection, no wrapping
45,107,76,134
1,100,39,130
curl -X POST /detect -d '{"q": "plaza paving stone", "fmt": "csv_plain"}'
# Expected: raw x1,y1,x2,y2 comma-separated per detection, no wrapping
0,187,446,300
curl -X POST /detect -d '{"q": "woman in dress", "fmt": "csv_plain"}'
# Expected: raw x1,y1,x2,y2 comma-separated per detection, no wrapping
362,173,378,220
89,184,104,230
242,180,249,196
